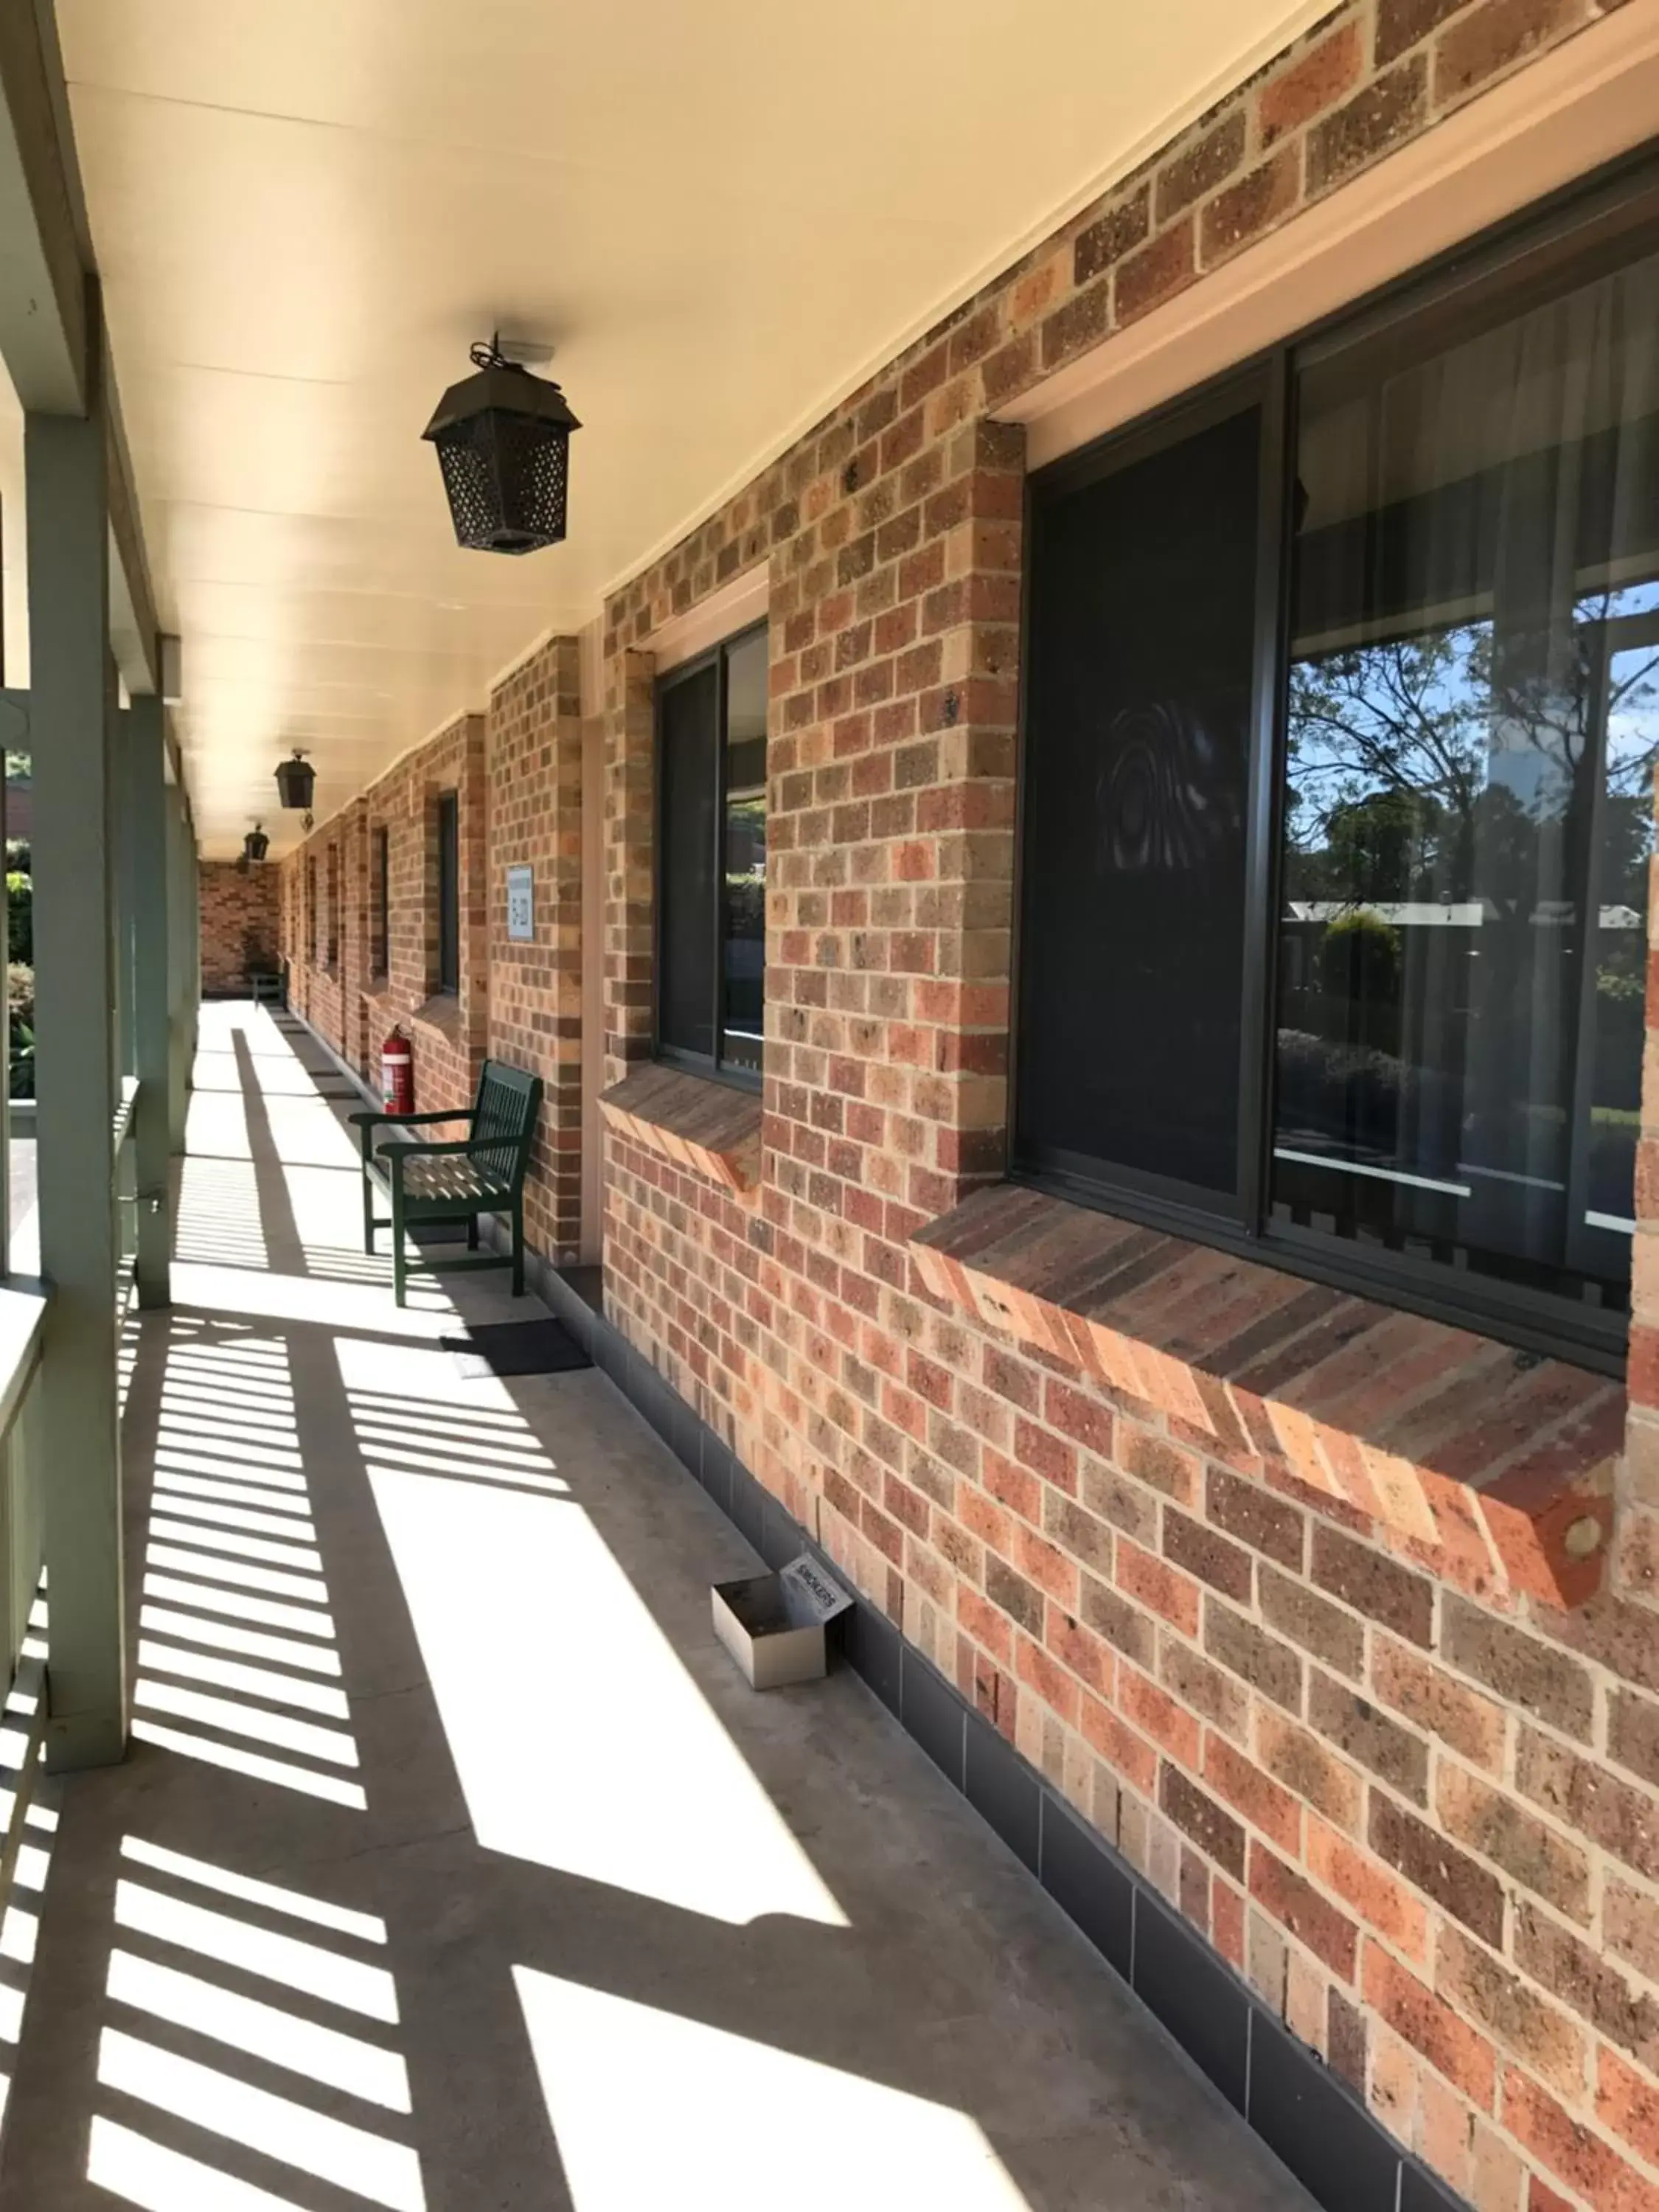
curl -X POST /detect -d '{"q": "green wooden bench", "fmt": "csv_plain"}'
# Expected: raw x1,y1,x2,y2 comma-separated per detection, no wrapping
348,1059,543,1307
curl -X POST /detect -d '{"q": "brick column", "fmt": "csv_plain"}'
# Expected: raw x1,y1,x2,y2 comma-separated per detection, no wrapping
342,800,366,990
601,646,655,1087
487,635,585,1263
768,409,1024,1244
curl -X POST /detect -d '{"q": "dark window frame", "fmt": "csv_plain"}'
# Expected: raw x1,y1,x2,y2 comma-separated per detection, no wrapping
324,842,341,970
1009,152,1659,1377
434,791,460,998
652,617,769,1093
305,855,318,967
372,825,390,979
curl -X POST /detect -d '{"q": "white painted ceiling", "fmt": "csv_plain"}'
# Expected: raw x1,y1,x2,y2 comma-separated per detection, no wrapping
58,0,1326,855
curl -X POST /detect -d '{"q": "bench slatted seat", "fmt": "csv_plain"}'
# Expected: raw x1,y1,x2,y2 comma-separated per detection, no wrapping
348,1060,542,1307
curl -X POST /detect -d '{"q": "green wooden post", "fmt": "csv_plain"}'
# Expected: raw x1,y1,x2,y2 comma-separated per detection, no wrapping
189,818,201,1055
114,711,138,1088
0,757,11,1275
128,697,171,1307
28,353,127,1770
166,787,190,1155
184,803,200,1085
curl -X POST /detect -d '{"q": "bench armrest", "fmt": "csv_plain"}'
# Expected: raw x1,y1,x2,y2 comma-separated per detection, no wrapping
347,1107,465,1129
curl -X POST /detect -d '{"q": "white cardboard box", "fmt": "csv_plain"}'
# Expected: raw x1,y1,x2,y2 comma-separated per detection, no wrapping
711,1554,852,1689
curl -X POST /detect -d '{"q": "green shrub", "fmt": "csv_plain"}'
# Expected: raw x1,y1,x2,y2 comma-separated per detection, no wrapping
1318,906,1402,1002
7,869,30,967
7,961,32,1099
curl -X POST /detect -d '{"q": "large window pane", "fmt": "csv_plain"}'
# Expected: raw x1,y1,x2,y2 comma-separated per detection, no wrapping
721,630,768,1074
1016,402,1260,1200
658,661,718,1060
1275,250,1659,1312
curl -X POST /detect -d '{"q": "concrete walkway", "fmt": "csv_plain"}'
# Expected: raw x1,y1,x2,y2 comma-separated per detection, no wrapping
0,1002,1310,2212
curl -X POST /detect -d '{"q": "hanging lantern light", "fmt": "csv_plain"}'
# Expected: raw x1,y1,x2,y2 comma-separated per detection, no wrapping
275,751,315,810
242,823,270,866
422,335,580,554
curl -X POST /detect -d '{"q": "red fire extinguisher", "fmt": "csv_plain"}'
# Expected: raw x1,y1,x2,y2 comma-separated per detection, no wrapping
381,1025,414,1116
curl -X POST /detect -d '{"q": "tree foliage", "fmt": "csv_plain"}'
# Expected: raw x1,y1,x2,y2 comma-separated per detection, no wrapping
1285,604,1659,915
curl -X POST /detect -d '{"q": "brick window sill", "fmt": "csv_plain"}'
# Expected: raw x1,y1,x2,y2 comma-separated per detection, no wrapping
411,993,462,1044
911,1184,1623,1612
599,1064,761,1196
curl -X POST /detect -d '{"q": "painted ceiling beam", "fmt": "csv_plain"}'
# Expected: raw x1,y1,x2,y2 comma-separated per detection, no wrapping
0,4,161,700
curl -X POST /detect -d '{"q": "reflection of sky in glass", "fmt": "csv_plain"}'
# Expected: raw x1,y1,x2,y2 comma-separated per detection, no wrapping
1609,577,1659,619
1602,585,1659,837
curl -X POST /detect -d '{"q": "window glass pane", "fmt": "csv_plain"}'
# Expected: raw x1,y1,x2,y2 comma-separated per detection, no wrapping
437,793,459,995
721,630,768,1074
1275,248,1659,1312
658,662,718,1060
374,827,389,976
1017,403,1260,1199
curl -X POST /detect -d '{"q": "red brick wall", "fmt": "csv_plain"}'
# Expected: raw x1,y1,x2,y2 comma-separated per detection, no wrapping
594,7,1659,2211
198,860,280,996
280,714,488,1119
280,661,586,1242
273,4,1658,2205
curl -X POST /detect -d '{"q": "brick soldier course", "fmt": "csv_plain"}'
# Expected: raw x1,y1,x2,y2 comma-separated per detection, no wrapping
278,4,1659,2207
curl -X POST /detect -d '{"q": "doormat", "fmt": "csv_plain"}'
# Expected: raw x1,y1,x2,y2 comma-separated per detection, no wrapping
442,1319,592,1378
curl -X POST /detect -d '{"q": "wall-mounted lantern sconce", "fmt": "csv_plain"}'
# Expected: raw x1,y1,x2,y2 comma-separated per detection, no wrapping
240,823,270,868
422,335,580,554
275,751,315,810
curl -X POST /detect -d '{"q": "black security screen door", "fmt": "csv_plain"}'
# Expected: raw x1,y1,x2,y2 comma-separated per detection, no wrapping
436,792,459,995
1015,391,1264,1208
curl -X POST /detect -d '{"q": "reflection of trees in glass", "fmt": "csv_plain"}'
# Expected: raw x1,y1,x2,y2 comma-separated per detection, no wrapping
1286,597,1659,911
1279,588,1659,1202
724,877,765,939
723,789,766,1046
1287,629,1489,885
724,793,766,944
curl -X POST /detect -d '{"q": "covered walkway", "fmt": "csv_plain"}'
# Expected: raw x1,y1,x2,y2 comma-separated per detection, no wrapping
0,1003,1308,2211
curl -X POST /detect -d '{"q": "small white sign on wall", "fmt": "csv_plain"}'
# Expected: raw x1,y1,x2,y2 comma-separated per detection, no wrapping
506,863,535,942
